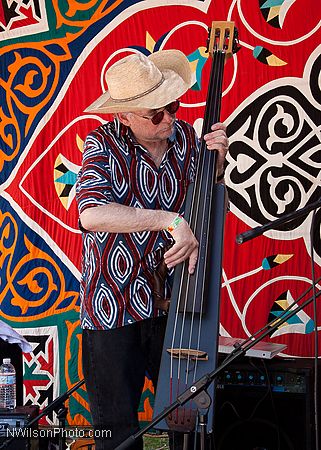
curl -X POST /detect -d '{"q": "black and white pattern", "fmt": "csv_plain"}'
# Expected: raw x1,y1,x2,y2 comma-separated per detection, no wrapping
226,45,321,261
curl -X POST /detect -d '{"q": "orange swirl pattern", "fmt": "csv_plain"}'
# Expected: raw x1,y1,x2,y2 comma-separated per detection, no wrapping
0,47,70,171
0,211,79,321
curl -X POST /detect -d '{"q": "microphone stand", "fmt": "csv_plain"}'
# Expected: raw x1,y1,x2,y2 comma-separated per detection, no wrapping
236,197,321,244
116,200,321,450
0,379,85,450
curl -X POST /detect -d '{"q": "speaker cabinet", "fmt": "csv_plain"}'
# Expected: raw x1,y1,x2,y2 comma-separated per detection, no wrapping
214,357,319,450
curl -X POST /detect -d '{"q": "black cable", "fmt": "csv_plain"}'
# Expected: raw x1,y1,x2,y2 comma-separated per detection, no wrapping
310,209,319,450
216,399,241,419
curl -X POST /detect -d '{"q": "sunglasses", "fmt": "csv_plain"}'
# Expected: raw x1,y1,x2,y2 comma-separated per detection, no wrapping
133,100,180,125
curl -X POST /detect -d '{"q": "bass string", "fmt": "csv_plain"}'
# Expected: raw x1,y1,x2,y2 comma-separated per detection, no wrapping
168,52,224,389
182,151,215,387
172,158,216,382
192,52,225,382
168,50,226,397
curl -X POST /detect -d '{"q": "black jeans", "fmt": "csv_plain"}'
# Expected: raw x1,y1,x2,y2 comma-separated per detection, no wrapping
82,316,167,450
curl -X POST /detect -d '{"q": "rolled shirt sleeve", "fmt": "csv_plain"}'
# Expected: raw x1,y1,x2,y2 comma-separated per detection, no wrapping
76,132,114,214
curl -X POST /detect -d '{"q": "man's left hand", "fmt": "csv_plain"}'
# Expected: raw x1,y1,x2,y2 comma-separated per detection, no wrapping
203,122,229,177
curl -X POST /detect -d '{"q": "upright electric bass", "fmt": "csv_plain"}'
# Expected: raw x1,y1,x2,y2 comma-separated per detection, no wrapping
153,21,240,437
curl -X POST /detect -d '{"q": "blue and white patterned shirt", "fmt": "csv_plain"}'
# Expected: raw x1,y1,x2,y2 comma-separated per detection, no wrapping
76,118,199,330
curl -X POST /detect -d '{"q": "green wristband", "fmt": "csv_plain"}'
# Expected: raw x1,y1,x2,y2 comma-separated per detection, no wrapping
166,214,183,233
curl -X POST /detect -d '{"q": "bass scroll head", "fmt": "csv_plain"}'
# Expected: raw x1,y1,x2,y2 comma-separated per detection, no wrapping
206,21,241,59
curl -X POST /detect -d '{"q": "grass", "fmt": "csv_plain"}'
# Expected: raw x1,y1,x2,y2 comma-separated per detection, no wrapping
144,432,169,450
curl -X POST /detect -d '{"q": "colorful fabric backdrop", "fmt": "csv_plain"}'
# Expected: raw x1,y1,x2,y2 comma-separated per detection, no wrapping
1,0,320,426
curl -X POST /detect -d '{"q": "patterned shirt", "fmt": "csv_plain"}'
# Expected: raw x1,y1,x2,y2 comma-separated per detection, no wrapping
76,118,199,330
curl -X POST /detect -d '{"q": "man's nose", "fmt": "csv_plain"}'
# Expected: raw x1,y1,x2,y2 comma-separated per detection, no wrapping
163,109,174,123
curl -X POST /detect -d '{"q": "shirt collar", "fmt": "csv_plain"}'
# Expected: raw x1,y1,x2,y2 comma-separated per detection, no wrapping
116,119,178,153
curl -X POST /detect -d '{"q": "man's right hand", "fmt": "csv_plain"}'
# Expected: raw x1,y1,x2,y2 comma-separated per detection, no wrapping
79,205,199,274
163,217,199,274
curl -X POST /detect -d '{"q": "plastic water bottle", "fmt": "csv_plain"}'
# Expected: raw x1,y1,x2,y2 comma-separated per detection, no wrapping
0,358,16,409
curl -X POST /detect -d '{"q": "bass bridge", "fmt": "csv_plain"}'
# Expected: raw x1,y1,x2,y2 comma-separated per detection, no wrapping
167,348,208,361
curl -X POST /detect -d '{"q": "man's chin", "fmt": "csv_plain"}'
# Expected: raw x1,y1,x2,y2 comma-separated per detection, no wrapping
160,124,175,136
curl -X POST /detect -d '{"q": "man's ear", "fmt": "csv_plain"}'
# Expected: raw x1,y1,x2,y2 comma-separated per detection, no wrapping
116,112,131,126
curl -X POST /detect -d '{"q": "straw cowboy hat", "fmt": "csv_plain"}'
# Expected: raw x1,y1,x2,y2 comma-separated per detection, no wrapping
85,50,192,114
